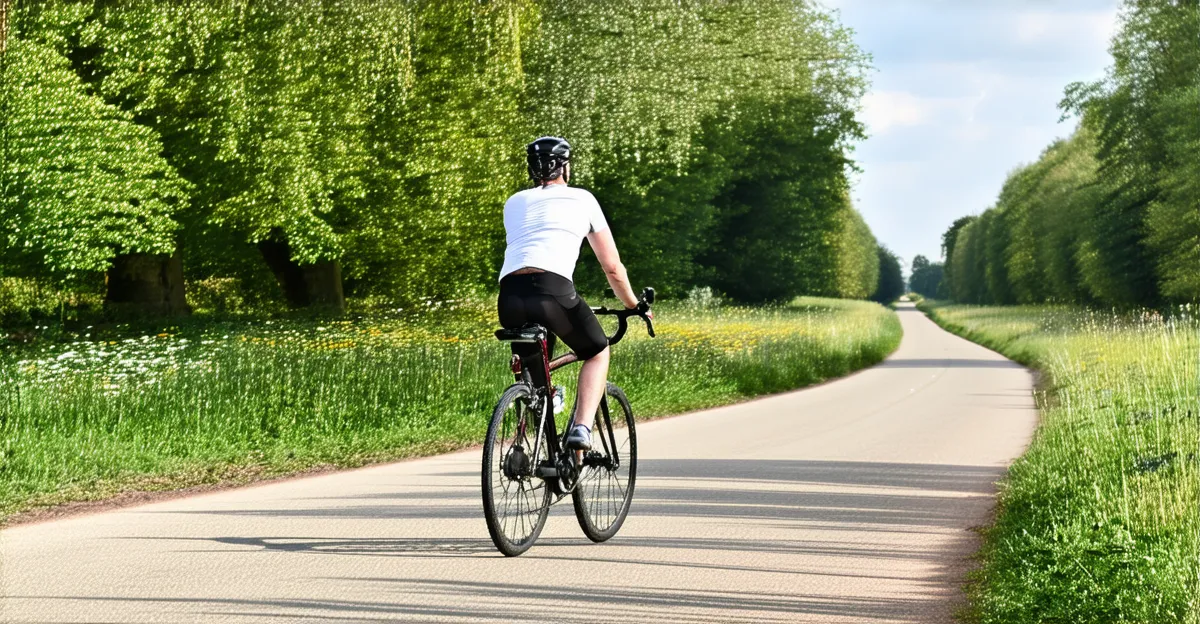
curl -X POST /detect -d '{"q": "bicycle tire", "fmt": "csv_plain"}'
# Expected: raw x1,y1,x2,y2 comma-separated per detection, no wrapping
482,384,552,556
572,382,637,543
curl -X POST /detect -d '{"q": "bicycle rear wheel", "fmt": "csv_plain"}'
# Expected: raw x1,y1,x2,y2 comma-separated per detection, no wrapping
482,384,552,556
572,382,637,542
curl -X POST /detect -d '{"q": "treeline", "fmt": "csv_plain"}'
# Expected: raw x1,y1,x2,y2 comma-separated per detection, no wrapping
0,0,883,316
942,0,1198,307
907,255,942,298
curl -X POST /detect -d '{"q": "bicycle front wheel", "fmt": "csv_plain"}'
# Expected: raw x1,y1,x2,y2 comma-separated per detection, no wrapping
572,382,637,542
482,384,551,556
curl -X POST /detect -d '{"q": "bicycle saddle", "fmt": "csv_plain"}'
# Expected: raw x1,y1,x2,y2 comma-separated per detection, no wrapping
494,324,547,343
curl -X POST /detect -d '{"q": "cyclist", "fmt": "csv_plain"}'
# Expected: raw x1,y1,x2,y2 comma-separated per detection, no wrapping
497,136,646,451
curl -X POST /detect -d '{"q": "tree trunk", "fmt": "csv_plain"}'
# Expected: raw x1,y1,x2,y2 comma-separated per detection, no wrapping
1,0,9,57
105,251,189,315
257,238,345,311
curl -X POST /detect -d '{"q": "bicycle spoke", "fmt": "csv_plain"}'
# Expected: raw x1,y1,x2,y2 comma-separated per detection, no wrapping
574,388,635,540
484,390,553,554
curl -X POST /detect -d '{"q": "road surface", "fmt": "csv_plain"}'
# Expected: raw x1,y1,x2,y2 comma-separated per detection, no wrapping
0,303,1037,623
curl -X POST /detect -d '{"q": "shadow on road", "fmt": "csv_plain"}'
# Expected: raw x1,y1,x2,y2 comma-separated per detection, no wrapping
102,459,1004,620
153,459,1001,528
147,460,1002,528
16,584,930,623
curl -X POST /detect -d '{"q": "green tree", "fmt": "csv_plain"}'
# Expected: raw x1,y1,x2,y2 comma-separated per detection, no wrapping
832,202,880,299
70,1,406,309
982,207,1014,305
999,130,1099,304
1061,0,1199,304
358,0,533,302
0,30,188,310
5,0,880,311
908,256,943,298
949,215,990,304
911,255,930,273
939,215,976,298
909,265,943,299
528,0,870,299
700,95,864,303
871,245,904,304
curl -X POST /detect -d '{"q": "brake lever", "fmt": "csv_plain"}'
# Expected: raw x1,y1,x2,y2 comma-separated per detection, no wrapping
634,300,655,338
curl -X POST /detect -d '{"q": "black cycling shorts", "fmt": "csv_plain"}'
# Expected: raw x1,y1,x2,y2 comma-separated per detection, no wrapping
498,272,609,360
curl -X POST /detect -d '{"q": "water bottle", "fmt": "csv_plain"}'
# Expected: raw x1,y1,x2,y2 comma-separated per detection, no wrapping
552,386,566,414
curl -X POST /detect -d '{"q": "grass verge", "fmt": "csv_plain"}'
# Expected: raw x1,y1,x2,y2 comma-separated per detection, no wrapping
0,296,900,523
919,300,1199,623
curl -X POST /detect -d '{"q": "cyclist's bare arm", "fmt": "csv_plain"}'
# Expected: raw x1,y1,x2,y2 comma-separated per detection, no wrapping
587,229,639,309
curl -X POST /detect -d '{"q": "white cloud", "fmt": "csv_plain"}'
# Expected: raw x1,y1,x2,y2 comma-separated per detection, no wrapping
860,90,985,135
1013,9,1119,46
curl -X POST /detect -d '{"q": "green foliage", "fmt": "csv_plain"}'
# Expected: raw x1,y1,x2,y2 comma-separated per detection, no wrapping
870,245,903,304
700,95,866,303
941,215,976,261
0,277,102,326
0,35,186,279
3,0,880,313
945,0,1199,307
1002,134,1097,304
921,302,1199,623
907,255,942,298
1067,0,1199,305
949,215,986,303
833,203,880,299
939,215,975,298
530,0,871,302
73,1,403,264
982,208,1014,305
355,0,533,298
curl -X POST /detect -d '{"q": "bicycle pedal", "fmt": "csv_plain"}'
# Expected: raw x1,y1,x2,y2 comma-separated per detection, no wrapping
581,451,609,468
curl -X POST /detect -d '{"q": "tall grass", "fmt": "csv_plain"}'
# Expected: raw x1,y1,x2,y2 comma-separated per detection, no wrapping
920,301,1199,623
0,296,900,521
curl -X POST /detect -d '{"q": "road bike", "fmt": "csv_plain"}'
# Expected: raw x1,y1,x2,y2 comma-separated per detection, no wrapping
482,288,655,556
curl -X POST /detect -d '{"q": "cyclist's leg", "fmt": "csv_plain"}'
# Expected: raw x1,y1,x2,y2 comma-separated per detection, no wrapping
509,273,607,433
572,346,608,431
545,297,609,433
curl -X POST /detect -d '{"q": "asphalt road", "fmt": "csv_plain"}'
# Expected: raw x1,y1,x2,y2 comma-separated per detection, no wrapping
0,303,1037,623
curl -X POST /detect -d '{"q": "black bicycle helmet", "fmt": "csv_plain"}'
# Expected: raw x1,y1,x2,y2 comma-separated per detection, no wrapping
526,136,571,184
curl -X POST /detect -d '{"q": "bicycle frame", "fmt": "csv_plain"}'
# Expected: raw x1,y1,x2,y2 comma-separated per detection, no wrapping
521,337,613,486
500,288,654,487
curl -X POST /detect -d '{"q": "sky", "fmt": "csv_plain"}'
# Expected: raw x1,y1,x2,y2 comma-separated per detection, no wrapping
824,0,1122,273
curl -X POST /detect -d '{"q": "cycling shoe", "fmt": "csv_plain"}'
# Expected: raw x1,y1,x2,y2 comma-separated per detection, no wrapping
565,424,592,450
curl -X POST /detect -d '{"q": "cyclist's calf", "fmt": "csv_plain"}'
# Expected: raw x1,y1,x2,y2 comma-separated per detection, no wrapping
574,345,610,430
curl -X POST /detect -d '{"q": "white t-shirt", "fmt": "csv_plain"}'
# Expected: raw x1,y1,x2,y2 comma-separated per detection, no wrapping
499,185,610,282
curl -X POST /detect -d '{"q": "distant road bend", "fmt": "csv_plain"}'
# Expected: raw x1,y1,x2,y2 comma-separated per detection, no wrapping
0,303,1037,623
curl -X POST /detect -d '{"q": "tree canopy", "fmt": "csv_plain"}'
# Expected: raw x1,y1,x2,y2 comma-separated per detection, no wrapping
908,255,942,299
1,33,186,280
3,0,884,312
870,245,903,304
